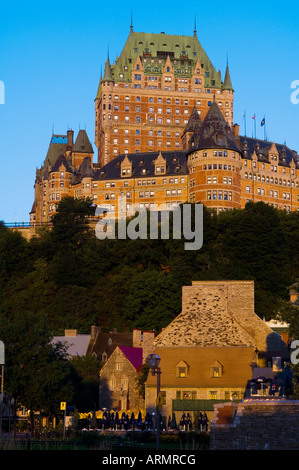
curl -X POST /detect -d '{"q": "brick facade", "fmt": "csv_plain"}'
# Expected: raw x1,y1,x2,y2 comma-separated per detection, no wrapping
29,27,299,224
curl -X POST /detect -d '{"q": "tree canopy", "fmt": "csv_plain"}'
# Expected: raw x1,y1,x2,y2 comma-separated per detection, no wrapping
1,197,299,408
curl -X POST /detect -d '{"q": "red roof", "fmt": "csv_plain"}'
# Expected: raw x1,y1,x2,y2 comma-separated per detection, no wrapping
118,346,143,370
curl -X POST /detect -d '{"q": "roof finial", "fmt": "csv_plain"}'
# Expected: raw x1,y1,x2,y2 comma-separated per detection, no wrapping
130,10,133,32
194,14,197,37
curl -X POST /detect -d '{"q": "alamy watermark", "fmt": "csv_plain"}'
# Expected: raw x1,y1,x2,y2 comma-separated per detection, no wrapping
290,340,299,365
95,200,203,251
0,81,4,104
290,80,299,104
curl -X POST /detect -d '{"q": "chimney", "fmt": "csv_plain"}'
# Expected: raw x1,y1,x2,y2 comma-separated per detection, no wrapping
65,329,77,336
91,325,101,341
67,129,74,150
133,329,142,347
233,123,239,137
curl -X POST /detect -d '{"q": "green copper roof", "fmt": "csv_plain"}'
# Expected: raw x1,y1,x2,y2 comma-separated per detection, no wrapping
223,64,233,91
100,30,223,88
103,56,113,82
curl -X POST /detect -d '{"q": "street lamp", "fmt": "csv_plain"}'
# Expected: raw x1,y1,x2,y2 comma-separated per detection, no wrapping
146,354,161,451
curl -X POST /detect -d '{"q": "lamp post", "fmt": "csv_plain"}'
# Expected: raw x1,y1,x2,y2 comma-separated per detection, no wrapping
146,353,161,451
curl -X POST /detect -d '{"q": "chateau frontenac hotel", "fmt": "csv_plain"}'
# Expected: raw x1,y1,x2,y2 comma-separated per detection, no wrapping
30,26,299,224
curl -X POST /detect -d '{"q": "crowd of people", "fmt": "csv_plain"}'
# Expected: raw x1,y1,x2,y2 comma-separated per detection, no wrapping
81,410,209,432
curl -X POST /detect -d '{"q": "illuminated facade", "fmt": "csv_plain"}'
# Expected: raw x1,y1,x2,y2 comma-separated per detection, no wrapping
30,27,299,224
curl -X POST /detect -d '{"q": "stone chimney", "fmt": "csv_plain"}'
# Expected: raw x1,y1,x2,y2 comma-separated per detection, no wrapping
67,129,74,150
91,325,101,341
65,329,77,336
133,329,155,364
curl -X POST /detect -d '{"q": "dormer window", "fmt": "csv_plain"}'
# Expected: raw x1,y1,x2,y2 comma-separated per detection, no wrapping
210,360,223,378
176,360,189,378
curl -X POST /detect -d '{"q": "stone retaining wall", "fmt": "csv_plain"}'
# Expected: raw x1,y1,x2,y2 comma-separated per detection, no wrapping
210,400,299,450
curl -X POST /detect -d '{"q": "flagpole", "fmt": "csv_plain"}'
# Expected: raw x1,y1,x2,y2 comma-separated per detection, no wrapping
254,116,256,139
264,116,266,140
244,111,247,136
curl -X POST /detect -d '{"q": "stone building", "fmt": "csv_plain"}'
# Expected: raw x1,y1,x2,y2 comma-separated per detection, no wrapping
99,330,155,412
145,280,288,422
99,345,144,412
90,328,155,365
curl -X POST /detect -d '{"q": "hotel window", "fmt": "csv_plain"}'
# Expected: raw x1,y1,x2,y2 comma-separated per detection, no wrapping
246,186,250,193
209,391,218,400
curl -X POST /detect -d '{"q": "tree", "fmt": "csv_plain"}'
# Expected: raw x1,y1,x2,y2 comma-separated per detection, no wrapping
0,309,80,433
50,196,95,246
123,269,182,332
71,355,100,412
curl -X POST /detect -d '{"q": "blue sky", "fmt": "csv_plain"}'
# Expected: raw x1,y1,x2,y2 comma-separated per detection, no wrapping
1,0,299,222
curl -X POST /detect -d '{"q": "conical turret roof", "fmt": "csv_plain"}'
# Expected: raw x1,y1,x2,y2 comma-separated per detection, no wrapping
223,64,233,91
190,101,240,153
103,56,113,82
184,106,202,134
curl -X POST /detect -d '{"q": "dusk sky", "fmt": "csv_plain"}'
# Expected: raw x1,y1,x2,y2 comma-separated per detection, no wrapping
1,0,299,222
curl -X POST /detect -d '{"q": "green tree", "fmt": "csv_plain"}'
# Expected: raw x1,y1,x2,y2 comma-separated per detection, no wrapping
123,269,182,332
71,355,100,412
0,309,80,433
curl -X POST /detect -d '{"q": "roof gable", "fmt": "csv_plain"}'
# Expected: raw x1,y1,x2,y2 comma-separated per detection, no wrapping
118,345,143,370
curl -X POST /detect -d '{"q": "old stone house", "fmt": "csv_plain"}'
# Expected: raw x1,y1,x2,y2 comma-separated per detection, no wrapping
145,280,288,423
99,330,155,412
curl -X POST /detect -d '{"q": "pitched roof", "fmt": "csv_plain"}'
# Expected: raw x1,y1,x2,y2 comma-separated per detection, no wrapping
189,101,240,153
52,334,91,357
90,331,133,359
238,136,298,167
154,281,287,355
36,134,68,181
109,30,222,89
78,157,94,178
118,345,143,370
94,150,188,180
50,153,72,173
183,106,202,134
72,129,94,154
154,288,256,349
